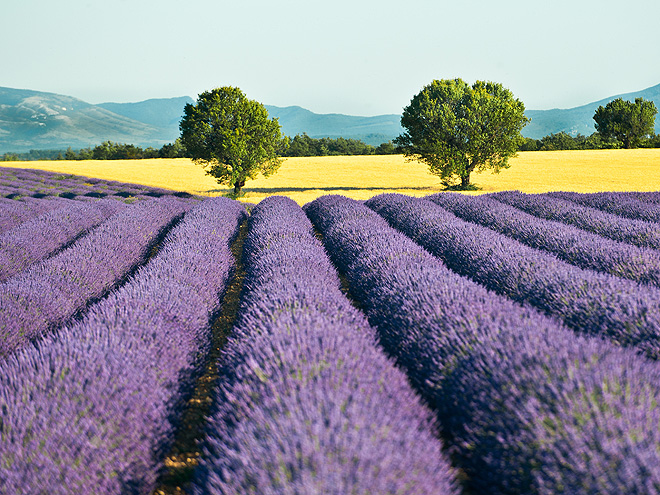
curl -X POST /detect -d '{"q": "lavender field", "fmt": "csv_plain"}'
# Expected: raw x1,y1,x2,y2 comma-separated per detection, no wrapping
2,166,660,494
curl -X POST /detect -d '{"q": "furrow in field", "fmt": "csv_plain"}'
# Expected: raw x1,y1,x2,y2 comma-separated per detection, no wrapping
154,216,249,494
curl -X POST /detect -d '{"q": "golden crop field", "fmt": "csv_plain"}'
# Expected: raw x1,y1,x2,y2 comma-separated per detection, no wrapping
3,148,660,204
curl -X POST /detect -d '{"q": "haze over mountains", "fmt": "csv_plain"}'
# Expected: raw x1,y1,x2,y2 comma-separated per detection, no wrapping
1,84,659,153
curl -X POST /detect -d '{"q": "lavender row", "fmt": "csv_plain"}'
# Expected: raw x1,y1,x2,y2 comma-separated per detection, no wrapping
0,196,246,494
488,190,660,251
623,191,660,205
368,193,660,359
0,198,127,282
0,196,190,357
0,195,77,234
549,190,660,223
305,194,660,495
429,192,660,286
194,196,457,495
0,185,177,201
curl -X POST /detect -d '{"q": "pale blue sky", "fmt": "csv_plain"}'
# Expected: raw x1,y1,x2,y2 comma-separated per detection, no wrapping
3,0,660,115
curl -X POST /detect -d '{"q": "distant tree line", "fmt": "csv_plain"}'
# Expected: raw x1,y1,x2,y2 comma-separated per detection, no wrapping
0,139,188,161
519,131,660,151
0,148,68,161
282,133,398,156
0,135,399,161
4,131,660,162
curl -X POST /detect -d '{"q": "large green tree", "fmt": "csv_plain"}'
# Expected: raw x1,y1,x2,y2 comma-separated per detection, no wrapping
180,87,286,196
395,78,529,189
593,97,657,149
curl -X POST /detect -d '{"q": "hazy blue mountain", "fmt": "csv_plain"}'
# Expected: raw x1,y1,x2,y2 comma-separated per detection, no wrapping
523,83,660,139
264,105,403,146
98,96,194,129
0,87,171,153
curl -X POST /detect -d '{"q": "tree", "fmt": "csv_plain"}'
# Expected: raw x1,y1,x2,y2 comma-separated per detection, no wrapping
64,147,78,160
539,132,579,151
92,141,113,160
179,87,286,196
395,78,529,189
593,97,657,149
643,133,660,149
158,138,188,158
285,133,314,157
375,141,398,155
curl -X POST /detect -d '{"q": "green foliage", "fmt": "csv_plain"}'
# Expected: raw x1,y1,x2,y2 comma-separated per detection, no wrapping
0,149,68,161
374,141,399,155
76,147,93,160
538,132,581,151
518,137,540,151
517,130,660,152
179,86,286,196
594,97,658,149
64,147,78,160
641,133,660,148
282,133,379,157
0,141,189,161
0,135,398,162
533,132,617,151
157,138,188,158
395,78,529,189
91,141,152,160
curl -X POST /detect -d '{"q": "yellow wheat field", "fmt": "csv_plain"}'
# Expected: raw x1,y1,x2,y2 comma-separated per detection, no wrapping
3,148,660,204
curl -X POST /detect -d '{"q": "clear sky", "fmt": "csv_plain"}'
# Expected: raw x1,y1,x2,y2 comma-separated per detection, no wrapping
3,0,660,116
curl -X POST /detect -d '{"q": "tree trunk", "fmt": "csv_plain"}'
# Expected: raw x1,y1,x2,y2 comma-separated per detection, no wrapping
461,173,470,189
233,179,245,196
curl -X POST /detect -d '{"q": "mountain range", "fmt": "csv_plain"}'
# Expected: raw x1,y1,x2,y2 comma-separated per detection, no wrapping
1,84,659,153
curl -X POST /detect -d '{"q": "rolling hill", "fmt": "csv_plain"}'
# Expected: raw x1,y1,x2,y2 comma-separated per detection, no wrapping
1,83,660,153
0,87,186,153
264,105,402,146
97,96,194,129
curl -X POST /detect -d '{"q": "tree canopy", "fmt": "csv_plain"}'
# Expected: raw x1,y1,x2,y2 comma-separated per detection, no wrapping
395,78,529,189
180,87,286,196
593,97,657,149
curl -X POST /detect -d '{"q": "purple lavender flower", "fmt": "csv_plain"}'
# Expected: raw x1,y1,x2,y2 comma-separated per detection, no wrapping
0,198,126,281
549,191,660,223
0,196,247,494
429,192,660,285
489,190,660,250
0,197,190,356
0,196,76,234
366,193,660,359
